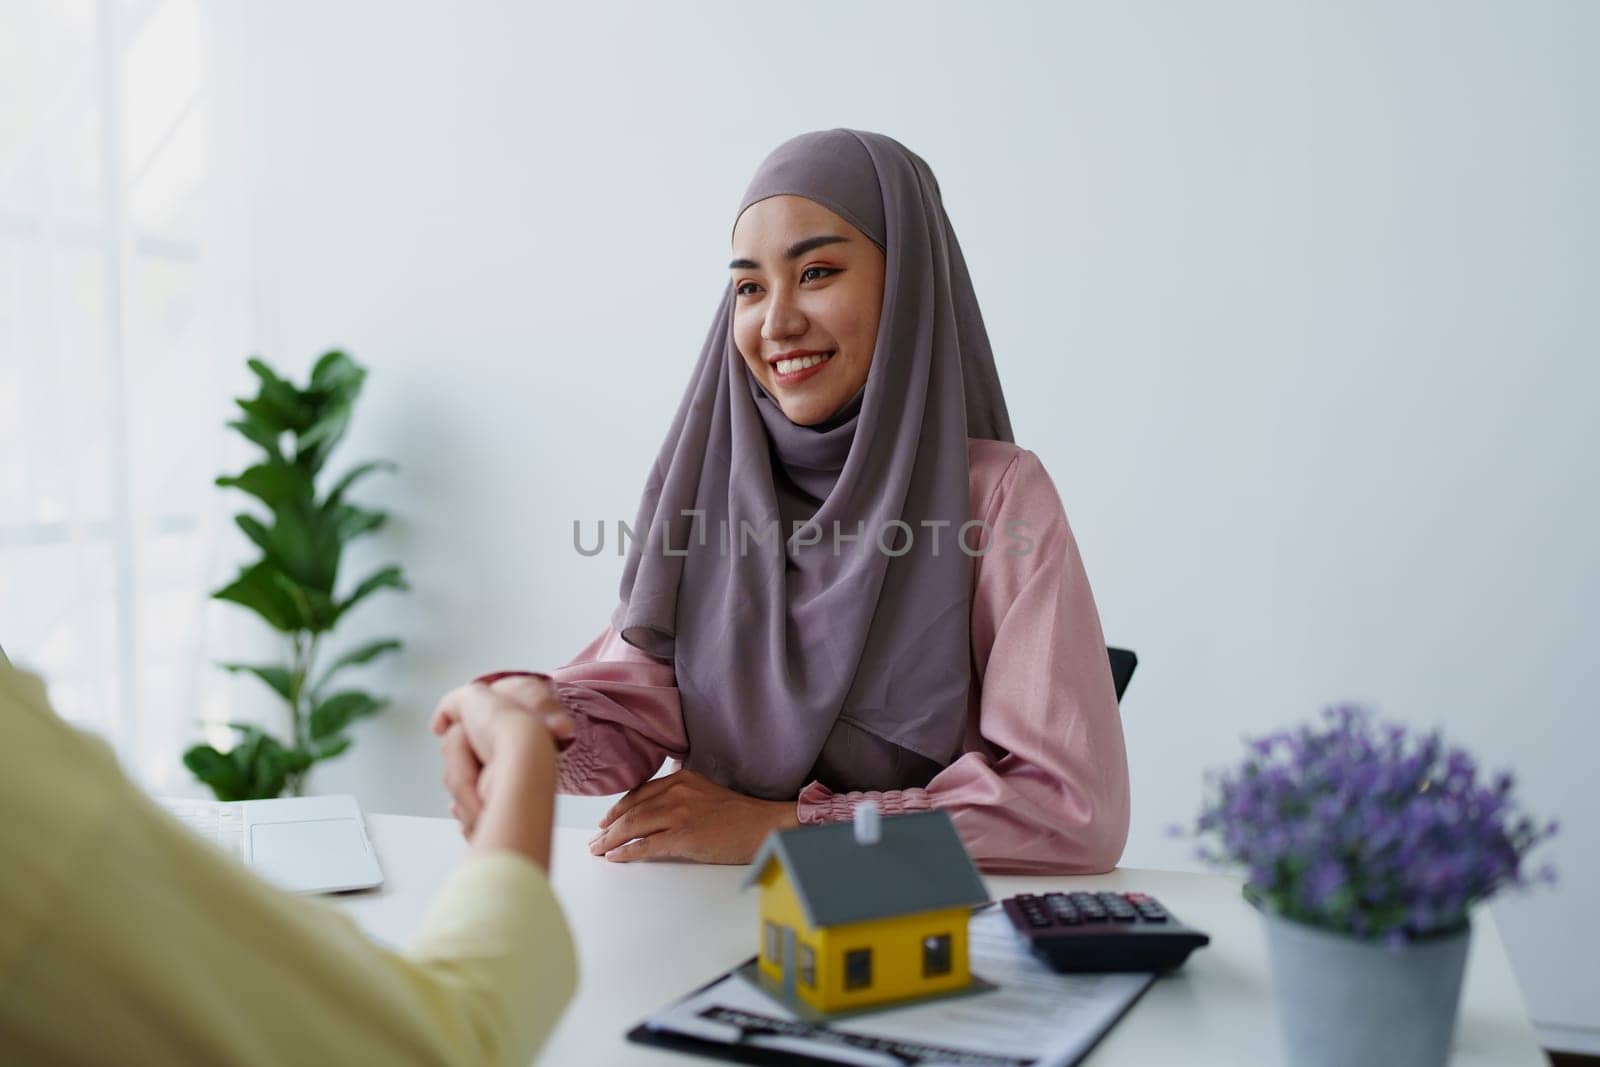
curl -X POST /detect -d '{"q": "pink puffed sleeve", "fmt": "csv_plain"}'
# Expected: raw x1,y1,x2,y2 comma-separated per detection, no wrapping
795,448,1131,874
482,624,689,795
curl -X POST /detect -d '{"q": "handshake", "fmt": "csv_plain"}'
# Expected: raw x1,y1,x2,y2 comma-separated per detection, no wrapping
429,672,576,870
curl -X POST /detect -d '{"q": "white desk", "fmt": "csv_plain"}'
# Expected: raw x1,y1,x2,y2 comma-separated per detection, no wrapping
340,812,1547,1066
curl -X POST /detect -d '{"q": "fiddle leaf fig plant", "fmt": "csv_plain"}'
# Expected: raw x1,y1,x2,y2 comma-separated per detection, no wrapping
185,351,408,800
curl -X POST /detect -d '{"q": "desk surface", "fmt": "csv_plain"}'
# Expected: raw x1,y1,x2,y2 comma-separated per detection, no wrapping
341,812,1546,1067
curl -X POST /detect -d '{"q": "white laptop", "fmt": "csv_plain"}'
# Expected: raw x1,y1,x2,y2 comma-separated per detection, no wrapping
159,794,385,895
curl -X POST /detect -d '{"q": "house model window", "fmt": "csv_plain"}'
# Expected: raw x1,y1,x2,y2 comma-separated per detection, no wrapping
923,933,952,977
845,948,873,990
764,920,780,965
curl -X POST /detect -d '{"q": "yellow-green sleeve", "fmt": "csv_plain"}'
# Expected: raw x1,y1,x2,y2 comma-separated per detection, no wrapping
0,666,576,1067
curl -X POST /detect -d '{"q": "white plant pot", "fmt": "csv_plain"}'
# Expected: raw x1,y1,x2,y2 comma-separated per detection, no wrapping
1256,901,1471,1067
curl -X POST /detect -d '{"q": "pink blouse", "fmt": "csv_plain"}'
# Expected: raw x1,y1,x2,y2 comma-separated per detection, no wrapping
537,439,1130,874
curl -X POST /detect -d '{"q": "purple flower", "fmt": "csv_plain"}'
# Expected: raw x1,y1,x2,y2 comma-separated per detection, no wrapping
1186,705,1558,942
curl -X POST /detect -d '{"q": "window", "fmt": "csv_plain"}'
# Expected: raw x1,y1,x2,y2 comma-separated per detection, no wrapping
923,933,952,977
798,942,816,988
845,947,873,990
764,921,781,964
1,0,250,792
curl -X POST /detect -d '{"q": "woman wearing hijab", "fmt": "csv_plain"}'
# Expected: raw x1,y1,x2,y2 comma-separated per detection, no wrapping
442,129,1130,875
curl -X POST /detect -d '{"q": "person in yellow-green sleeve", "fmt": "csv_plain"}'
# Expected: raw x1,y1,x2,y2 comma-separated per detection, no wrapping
0,660,578,1066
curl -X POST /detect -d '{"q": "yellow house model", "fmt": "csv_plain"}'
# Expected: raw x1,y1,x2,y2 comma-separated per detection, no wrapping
741,803,990,1016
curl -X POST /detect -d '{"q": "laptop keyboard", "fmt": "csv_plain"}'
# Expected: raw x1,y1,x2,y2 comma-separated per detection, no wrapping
160,797,247,859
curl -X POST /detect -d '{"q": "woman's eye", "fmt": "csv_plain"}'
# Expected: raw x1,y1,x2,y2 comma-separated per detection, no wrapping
735,268,836,297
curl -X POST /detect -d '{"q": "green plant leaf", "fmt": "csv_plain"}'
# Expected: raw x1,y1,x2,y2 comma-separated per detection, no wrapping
310,735,353,762
213,562,302,633
217,662,295,702
186,725,308,801
300,398,352,445
312,638,402,697
227,726,270,795
335,564,408,625
323,460,395,511
228,413,285,459
234,513,274,555
184,744,248,802
333,504,386,542
296,401,352,475
229,724,312,799
260,497,342,593
216,460,312,512
236,395,303,437
310,350,365,400
269,570,338,633
246,357,317,432
310,690,386,740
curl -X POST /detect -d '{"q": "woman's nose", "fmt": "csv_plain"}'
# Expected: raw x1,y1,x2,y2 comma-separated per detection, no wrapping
761,290,806,341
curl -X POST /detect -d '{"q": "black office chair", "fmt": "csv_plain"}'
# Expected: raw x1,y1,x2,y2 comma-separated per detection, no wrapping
1107,647,1138,704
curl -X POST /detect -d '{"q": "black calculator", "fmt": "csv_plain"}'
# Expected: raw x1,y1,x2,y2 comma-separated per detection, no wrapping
1001,891,1211,973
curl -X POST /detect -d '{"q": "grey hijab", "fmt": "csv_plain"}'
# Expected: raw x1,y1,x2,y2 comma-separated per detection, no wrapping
611,129,1013,800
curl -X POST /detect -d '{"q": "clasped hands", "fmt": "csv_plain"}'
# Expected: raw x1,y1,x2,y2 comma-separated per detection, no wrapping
434,673,799,865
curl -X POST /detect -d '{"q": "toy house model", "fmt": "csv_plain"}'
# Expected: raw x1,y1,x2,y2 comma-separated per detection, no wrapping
742,803,989,1015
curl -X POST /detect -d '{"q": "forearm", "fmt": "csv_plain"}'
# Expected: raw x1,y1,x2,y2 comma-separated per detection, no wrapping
796,756,1127,875
2,727,574,1066
546,621,690,791
556,707,676,794
471,661,686,796
472,729,558,870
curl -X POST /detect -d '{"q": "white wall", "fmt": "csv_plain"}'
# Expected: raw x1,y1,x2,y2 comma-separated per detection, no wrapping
235,0,1598,1045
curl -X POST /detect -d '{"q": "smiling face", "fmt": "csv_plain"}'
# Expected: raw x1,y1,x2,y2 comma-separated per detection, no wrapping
730,195,886,427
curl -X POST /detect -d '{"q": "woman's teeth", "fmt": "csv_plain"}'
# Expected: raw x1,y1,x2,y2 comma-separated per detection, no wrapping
775,351,834,375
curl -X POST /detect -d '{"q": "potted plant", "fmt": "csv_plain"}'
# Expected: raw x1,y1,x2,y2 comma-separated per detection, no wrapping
1191,704,1556,1067
184,351,408,800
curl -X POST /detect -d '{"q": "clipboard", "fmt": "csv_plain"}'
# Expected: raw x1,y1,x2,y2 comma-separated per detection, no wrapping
625,908,1159,1067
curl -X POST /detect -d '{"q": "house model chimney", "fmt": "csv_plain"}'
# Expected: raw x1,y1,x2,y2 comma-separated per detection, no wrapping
853,800,881,846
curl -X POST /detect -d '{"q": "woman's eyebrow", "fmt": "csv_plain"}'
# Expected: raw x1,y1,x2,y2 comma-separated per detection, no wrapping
729,234,849,270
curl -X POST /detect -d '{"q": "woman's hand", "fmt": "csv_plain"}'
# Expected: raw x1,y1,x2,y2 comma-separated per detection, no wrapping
588,767,800,865
432,675,574,839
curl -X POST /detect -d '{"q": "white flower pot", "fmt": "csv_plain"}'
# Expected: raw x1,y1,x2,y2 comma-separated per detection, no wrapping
1256,903,1471,1067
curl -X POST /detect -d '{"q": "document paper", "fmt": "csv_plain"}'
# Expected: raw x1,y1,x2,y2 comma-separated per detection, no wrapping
640,909,1156,1067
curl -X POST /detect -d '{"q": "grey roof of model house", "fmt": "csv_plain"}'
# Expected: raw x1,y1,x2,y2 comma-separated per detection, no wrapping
741,810,990,928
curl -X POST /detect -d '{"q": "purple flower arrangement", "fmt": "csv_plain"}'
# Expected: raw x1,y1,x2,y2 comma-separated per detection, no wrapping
1191,705,1557,944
